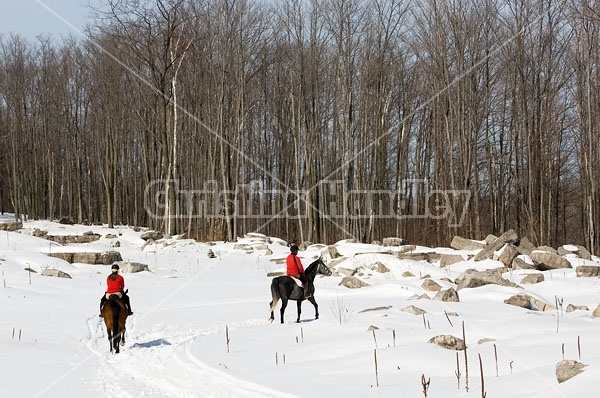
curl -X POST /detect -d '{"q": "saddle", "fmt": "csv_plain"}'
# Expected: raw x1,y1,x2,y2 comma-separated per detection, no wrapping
288,275,304,288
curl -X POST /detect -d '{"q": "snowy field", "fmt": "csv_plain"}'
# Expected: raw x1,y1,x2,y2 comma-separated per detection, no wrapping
1,213,600,397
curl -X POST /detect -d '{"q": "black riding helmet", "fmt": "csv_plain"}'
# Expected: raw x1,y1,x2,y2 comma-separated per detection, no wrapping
290,245,299,253
111,264,120,271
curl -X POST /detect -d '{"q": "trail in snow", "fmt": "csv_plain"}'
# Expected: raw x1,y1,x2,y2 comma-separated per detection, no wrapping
86,316,296,398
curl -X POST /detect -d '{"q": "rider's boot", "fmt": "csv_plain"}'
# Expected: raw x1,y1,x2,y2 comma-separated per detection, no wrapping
99,295,107,317
303,281,312,298
122,294,134,315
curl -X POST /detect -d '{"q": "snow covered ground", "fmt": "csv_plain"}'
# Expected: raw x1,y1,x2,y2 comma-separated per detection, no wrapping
2,214,600,397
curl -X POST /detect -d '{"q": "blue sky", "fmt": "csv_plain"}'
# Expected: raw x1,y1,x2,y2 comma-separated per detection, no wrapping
0,0,93,42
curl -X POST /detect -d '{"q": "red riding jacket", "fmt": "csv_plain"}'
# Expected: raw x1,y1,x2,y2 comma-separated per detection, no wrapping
106,274,125,294
286,253,305,277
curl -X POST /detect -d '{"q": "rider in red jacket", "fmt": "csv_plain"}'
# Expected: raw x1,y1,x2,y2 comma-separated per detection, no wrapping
99,264,133,316
286,245,311,298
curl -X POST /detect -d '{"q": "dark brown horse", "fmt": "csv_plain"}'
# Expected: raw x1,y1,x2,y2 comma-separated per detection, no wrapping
269,257,332,323
101,294,128,353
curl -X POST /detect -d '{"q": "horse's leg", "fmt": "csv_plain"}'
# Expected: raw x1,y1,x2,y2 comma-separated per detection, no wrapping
307,296,319,319
111,301,121,354
296,300,302,323
269,279,280,323
269,301,276,323
280,297,288,324
269,297,279,323
107,329,113,352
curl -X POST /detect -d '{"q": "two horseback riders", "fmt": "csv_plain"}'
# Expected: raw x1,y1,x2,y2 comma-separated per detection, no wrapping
99,264,133,317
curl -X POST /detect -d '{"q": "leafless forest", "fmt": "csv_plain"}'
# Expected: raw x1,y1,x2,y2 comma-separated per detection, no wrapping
1,0,599,251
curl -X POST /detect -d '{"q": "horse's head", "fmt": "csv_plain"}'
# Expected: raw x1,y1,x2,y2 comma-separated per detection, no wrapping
315,257,332,276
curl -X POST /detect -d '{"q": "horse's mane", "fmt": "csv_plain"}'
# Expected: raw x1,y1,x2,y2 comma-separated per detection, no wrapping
304,258,321,274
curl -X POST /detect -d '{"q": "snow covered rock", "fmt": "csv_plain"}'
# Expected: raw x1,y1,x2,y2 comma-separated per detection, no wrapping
114,261,149,273
428,335,465,351
382,237,409,246
504,294,532,309
504,294,555,311
455,268,518,290
434,288,460,302
575,265,600,277
41,269,72,279
421,279,442,292
400,305,426,315
497,243,518,266
439,253,465,267
141,231,163,241
0,221,22,231
520,273,544,284
375,262,390,273
566,304,589,313
474,229,519,261
450,236,485,251
512,256,536,269
556,360,587,383
46,251,122,265
338,276,370,289
530,251,571,270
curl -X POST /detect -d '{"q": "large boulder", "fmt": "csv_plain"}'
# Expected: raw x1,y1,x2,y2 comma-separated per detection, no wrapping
0,221,22,231
504,294,532,309
566,304,589,313
530,251,571,271
520,273,545,284
455,268,518,290
46,251,122,265
398,252,441,263
515,237,535,255
576,265,600,278
536,245,557,254
141,231,163,241
474,229,519,261
558,244,591,260
519,237,536,250
512,256,536,270
322,245,342,259
382,237,409,246
498,244,519,267
450,236,485,251
504,294,554,311
440,254,465,267
47,233,101,244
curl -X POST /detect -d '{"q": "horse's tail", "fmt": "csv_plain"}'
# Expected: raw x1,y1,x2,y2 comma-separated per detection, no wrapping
268,278,280,321
110,300,120,344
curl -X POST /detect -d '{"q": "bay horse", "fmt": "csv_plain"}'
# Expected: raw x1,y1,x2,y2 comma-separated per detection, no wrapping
101,294,128,353
269,257,332,324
